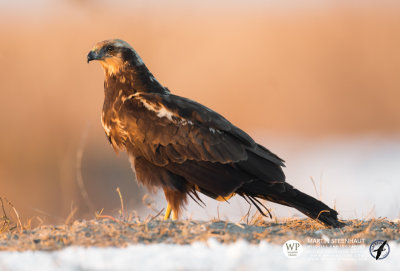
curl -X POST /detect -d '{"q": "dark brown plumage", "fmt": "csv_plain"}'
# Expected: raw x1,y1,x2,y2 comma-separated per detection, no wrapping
87,39,344,227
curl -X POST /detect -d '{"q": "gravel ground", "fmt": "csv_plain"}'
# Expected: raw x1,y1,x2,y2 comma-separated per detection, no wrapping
0,218,398,251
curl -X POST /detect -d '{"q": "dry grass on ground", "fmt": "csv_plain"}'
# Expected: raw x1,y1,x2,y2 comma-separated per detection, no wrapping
1,196,399,251
0,216,398,251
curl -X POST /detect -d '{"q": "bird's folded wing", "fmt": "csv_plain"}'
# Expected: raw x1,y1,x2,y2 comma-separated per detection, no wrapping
119,92,284,167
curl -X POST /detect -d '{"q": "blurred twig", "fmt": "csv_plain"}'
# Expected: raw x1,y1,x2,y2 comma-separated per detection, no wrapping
116,187,125,219
0,197,11,232
142,194,158,213
148,208,165,222
76,122,96,212
239,204,251,225
95,208,118,222
2,197,23,233
65,202,78,225
25,216,43,230
310,176,320,200
94,188,131,223
31,207,63,221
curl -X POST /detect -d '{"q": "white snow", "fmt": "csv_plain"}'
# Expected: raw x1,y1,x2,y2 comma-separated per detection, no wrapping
0,240,398,271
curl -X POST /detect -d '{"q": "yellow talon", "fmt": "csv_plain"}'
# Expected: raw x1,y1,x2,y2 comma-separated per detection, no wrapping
164,203,178,220
164,203,172,220
171,210,178,220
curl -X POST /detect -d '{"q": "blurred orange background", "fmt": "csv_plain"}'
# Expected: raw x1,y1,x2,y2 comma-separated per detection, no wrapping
0,0,399,223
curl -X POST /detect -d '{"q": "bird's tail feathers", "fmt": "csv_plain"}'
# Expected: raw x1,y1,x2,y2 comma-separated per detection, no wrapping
240,182,345,228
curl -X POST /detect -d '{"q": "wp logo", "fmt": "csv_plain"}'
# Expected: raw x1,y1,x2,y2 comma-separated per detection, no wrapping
282,240,303,258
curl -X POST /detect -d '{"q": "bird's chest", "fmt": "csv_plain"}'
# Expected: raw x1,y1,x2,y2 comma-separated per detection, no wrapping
101,102,137,152
101,109,116,140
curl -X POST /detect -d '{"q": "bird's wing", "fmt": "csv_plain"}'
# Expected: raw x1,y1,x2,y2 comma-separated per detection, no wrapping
119,92,284,167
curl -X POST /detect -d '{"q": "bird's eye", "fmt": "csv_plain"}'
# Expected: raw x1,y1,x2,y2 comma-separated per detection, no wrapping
106,46,114,53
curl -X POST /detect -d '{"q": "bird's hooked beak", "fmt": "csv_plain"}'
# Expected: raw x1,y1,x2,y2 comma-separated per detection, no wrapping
87,50,102,63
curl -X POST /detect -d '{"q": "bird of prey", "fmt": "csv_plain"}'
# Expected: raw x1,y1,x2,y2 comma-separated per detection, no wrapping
373,240,387,260
87,39,344,227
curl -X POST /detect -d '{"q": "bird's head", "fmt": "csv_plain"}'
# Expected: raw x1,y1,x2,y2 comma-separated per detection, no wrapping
87,39,144,76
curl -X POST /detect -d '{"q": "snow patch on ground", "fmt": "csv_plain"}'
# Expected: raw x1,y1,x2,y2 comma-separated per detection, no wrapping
0,240,398,271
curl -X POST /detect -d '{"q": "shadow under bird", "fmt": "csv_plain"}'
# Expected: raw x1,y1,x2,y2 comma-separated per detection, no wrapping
87,39,344,227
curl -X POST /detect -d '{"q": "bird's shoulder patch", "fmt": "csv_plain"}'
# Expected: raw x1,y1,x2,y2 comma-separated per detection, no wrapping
122,93,194,126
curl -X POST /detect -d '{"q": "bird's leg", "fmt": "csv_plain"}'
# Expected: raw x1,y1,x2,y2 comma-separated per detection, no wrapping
171,210,178,220
164,203,179,220
163,188,184,220
164,203,172,220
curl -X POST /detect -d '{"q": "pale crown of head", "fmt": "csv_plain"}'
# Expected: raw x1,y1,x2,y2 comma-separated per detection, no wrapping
89,39,144,76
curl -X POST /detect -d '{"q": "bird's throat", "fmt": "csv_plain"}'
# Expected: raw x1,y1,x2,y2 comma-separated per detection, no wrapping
100,57,125,76
104,66,168,98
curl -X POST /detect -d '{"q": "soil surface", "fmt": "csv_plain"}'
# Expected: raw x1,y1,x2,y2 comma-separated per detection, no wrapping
0,218,398,251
